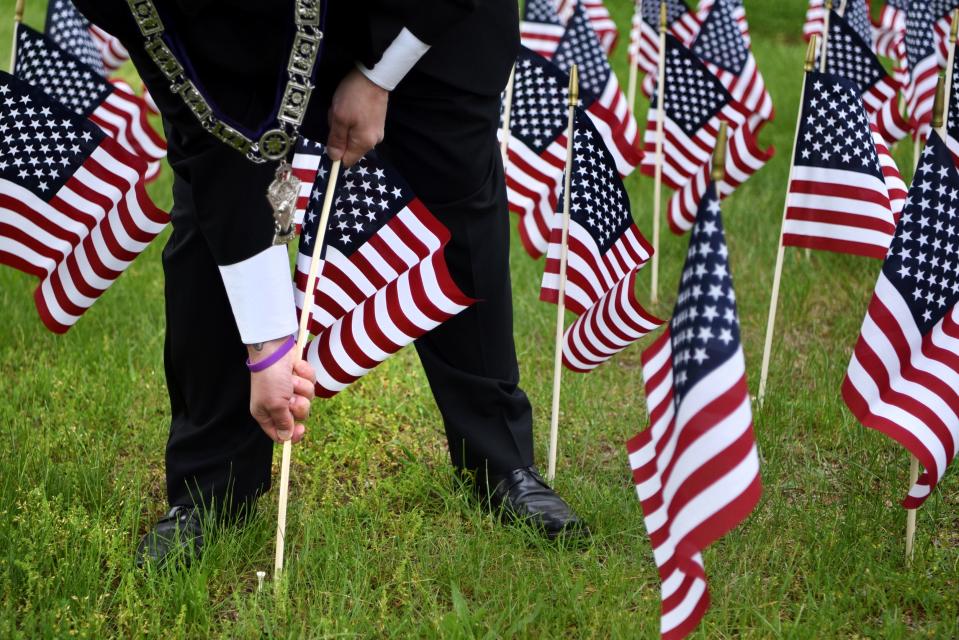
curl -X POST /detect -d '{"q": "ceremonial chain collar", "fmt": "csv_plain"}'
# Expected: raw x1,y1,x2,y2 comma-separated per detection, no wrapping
124,0,323,164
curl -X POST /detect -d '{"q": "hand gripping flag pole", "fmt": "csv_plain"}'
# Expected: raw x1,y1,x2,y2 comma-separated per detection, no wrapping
546,65,579,483
650,0,667,304
9,0,25,71
274,159,342,581
905,75,948,564
500,63,516,164
757,37,818,405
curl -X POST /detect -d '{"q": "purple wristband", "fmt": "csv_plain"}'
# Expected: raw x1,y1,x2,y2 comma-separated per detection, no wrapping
246,336,296,373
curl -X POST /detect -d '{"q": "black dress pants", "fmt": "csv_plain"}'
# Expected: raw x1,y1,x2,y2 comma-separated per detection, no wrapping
162,77,534,516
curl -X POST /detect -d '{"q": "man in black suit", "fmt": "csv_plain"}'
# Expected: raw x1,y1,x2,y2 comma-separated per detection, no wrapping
70,0,588,566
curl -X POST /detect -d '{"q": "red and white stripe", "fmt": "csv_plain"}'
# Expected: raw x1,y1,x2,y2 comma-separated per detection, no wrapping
782,160,897,260
304,251,472,398
630,4,701,77
557,0,619,54
627,330,761,640
843,272,959,508
697,0,750,43
291,149,323,229
92,80,167,165
561,269,663,372
803,0,826,42
700,52,773,126
540,217,653,317
873,2,905,60
873,126,907,221
88,24,129,73
872,93,910,144
520,21,566,59
501,128,569,258
640,99,751,191
587,75,644,177
0,138,168,333
295,200,451,335
667,120,773,234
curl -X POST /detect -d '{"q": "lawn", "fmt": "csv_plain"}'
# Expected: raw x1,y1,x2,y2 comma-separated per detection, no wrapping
1,0,957,638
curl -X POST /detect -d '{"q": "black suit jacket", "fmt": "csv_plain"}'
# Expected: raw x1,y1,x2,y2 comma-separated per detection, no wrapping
69,0,518,267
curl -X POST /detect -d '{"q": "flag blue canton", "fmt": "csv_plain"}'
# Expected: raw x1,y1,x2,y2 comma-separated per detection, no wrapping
299,146,410,258
823,11,887,94
642,0,690,28
552,6,610,105
0,72,102,199
566,109,632,253
793,72,882,179
905,1,935,68
883,133,959,334
659,35,733,136
693,0,748,74
523,0,563,25
14,25,111,118
842,0,873,48
669,183,740,403
510,48,570,154
933,0,959,20
44,0,106,77
950,48,959,136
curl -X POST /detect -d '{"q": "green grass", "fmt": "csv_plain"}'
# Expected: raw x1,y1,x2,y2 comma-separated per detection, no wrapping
1,0,957,637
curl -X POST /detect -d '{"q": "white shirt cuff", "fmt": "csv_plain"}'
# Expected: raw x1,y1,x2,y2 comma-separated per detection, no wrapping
218,245,298,344
358,27,431,91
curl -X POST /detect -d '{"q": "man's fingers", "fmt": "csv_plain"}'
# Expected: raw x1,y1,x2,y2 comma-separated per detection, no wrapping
292,375,315,401
326,110,350,161
343,129,382,167
268,401,295,441
293,359,316,385
290,394,311,421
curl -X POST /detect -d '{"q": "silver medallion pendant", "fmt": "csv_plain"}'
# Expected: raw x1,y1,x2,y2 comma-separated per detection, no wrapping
267,161,301,246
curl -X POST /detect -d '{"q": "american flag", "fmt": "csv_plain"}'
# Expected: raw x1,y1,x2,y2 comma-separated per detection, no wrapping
843,131,959,509
0,71,167,333
904,1,955,138
820,8,909,144
874,0,907,59
292,140,474,398
697,0,750,43
667,119,773,234
552,4,642,176
629,0,701,81
539,109,661,372
45,0,129,75
627,181,761,640
14,25,166,171
949,49,959,164
556,0,619,55
639,35,751,191
499,48,570,257
520,0,567,59
782,72,903,259
690,0,772,123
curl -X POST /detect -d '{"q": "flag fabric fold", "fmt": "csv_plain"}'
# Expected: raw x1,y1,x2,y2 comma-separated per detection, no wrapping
0,72,167,332
782,72,900,259
627,181,761,640
293,140,474,398
520,0,567,59
14,25,166,170
540,109,661,372
629,0,701,81
843,131,959,509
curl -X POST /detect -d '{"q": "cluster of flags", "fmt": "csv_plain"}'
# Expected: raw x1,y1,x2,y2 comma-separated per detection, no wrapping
1,1,167,332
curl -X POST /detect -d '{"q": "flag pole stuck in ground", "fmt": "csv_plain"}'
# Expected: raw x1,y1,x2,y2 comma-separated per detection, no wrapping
9,0,25,71
650,0,667,305
906,73,948,564
757,36,818,404
274,159,342,581
545,64,579,484
500,63,516,164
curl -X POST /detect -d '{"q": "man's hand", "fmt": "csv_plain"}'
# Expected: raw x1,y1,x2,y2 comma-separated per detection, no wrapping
248,338,316,443
327,68,389,167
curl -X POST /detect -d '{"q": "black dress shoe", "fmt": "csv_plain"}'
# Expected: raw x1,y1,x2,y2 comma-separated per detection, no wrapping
135,506,203,569
480,466,590,541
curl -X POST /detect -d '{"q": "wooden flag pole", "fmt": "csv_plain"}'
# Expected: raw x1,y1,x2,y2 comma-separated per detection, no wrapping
500,64,516,164
906,75,948,563
626,0,641,114
757,37,819,405
942,11,959,135
9,0,25,72
545,65,579,484
818,0,833,75
651,0,667,305
274,159,342,581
